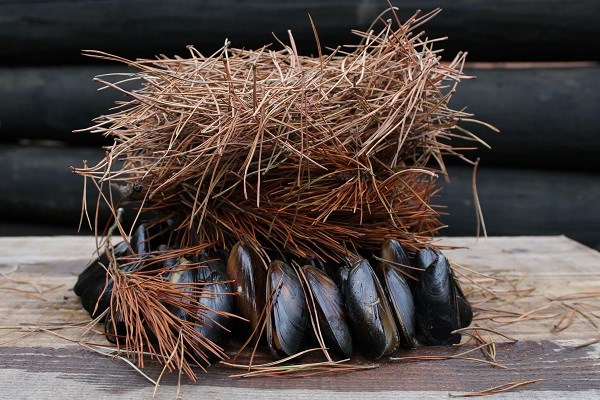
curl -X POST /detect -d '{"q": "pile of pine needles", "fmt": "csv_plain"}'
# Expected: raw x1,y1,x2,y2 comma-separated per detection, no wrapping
71,7,492,380
74,8,484,261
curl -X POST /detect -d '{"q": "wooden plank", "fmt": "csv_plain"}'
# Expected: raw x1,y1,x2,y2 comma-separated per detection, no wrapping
0,236,599,399
0,342,598,399
0,1,598,66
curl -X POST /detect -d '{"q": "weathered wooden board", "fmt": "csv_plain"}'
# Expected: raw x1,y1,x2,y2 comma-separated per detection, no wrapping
0,236,599,399
1,1,598,66
0,66,126,146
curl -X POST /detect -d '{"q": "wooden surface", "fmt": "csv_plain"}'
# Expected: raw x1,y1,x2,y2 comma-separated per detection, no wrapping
1,236,599,399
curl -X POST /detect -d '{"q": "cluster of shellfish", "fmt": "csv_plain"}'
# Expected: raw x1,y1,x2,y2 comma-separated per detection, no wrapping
75,222,472,363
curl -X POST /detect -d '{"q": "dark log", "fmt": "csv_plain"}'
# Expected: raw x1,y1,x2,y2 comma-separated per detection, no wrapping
2,64,598,171
438,165,600,250
0,145,116,232
1,145,598,249
0,66,128,146
0,1,598,66
449,63,600,172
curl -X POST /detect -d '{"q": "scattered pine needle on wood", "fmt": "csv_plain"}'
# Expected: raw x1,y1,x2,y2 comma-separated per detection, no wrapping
450,379,543,397
450,253,600,375
389,341,508,369
221,348,378,378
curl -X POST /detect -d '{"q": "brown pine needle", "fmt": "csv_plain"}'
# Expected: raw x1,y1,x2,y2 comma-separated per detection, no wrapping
390,342,508,369
223,355,378,378
490,303,555,324
573,336,600,349
153,330,183,397
450,379,543,397
453,327,518,343
555,291,600,301
552,308,577,333
563,302,599,329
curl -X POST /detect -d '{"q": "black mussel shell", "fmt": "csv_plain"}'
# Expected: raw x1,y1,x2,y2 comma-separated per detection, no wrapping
74,241,130,297
226,241,267,333
380,239,420,287
414,255,461,345
301,256,326,272
196,252,227,282
457,294,473,328
105,302,158,346
266,260,308,359
162,255,180,269
76,222,161,320
344,259,399,359
195,263,214,283
104,297,127,344
164,259,198,321
77,241,142,319
191,270,233,360
411,247,440,293
302,265,353,358
206,257,227,276
378,262,418,349
449,268,473,328
381,239,410,267
417,248,473,329
413,246,440,271
146,219,176,251
333,262,351,296
103,255,156,344
80,274,113,319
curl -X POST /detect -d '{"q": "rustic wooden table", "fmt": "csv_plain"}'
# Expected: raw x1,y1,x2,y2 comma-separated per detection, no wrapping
1,236,599,399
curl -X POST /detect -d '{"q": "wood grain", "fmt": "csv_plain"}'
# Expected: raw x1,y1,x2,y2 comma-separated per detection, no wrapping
0,236,599,399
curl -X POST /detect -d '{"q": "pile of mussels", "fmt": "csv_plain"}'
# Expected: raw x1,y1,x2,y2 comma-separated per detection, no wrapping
75,223,473,362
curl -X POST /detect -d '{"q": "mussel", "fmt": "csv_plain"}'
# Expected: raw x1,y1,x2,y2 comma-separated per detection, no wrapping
226,241,267,334
190,269,233,359
266,260,308,358
377,261,418,349
164,258,198,321
414,253,462,345
75,222,475,365
344,259,399,359
75,240,128,319
302,265,353,359
76,222,162,320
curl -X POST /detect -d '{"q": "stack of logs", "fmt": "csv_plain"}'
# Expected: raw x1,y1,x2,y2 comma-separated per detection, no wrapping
0,1,598,249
